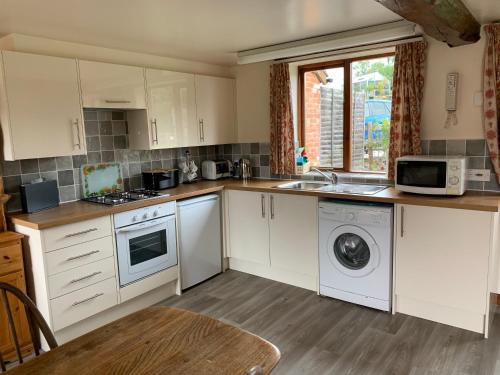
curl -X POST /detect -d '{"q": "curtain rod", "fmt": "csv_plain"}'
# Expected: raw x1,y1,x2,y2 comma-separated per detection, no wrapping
273,36,424,64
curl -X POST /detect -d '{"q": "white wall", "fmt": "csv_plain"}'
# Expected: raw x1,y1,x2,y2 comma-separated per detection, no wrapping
421,36,485,140
232,62,271,143
234,36,486,143
0,33,232,77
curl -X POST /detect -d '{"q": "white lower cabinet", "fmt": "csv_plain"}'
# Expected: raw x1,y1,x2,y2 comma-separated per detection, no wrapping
15,216,119,336
50,277,118,331
227,190,270,266
269,193,318,280
48,257,116,299
227,190,318,291
394,204,495,335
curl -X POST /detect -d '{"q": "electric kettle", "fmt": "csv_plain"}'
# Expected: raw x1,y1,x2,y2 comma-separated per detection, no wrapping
236,158,252,180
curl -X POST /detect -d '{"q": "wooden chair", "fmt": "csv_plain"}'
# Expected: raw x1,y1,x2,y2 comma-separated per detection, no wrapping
0,282,57,372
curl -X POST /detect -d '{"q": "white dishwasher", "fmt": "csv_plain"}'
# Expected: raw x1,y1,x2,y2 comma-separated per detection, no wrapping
177,194,222,290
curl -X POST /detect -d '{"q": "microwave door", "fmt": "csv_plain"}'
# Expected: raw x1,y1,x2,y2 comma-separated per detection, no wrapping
397,161,447,193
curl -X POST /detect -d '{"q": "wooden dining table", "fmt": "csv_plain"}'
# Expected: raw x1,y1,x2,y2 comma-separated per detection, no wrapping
8,306,280,374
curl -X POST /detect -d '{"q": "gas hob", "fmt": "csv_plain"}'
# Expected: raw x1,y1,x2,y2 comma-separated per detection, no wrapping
82,189,168,206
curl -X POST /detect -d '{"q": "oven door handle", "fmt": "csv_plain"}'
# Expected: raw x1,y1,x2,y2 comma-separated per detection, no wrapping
115,219,167,234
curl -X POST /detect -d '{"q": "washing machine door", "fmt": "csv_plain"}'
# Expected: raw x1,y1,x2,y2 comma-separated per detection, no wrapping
326,224,380,277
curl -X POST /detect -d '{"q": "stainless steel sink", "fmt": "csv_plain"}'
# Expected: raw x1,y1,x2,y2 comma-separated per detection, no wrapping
318,183,387,195
274,181,331,190
273,181,387,195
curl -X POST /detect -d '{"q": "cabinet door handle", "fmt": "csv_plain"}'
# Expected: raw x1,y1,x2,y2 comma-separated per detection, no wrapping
104,100,131,104
71,293,104,307
199,119,205,142
400,206,405,237
69,271,102,284
64,228,98,238
261,194,266,218
151,119,158,144
73,119,81,149
270,195,275,220
66,250,100,261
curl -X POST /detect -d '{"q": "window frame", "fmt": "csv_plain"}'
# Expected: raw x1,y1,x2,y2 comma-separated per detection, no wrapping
297,52,395,173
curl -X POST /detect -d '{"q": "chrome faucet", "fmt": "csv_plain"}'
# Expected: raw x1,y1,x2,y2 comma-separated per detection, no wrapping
311,168,339,185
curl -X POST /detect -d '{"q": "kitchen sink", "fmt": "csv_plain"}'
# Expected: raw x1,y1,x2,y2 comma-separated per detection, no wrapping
273,181,331,190
318,183,387,195
274,181,387,195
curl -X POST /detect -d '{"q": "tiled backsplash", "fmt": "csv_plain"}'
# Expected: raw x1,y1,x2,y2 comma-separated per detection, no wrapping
270,138,499,191
2,109,271,212
421,139,500,192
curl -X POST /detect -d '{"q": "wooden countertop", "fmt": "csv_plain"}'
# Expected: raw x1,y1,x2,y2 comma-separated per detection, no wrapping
9,179,500,230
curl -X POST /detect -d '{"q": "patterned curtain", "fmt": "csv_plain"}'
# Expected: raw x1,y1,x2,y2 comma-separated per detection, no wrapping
484,24,500,183
270,63,295,175
387,41,427,180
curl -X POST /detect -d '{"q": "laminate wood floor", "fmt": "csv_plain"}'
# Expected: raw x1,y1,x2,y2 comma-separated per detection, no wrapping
161,270,500,375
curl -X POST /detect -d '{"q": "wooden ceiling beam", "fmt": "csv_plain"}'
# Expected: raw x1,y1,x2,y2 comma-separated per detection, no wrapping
374,0,481,46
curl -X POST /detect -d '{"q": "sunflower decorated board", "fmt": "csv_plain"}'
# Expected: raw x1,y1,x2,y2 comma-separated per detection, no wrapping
81,163,124,198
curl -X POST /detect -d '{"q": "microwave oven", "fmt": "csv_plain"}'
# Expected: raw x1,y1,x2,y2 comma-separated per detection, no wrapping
395,156,467,196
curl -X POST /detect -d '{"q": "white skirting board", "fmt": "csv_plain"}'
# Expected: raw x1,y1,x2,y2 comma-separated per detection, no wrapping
229,257,317,292
395,294,486,336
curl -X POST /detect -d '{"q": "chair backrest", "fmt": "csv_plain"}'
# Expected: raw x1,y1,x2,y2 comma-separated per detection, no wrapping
0,282,57,372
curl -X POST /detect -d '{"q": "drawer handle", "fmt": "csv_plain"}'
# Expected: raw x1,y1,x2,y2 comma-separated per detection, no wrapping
69,271,102,284
261,194,265,218
72,293,104,307
64,228,98,238
104,100,131,104
66,250,100,261
400,206,405,238
270,195,275,220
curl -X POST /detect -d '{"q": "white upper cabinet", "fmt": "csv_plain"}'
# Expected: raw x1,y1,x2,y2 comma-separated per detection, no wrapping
0,51,85,160
79,60,146,109
129,71,236,150
195,75,236,145
145,69,198,148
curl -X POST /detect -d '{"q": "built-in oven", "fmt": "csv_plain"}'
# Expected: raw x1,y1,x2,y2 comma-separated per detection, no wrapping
114,202,177,287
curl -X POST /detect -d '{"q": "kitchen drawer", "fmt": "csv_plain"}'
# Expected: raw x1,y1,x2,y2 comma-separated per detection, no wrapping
43,216,112,252
48,257,116,299
46,236,114,276
0,241,23,276
50,277,118,331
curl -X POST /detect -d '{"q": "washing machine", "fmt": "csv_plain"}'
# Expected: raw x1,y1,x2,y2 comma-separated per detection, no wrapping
319,200,393,311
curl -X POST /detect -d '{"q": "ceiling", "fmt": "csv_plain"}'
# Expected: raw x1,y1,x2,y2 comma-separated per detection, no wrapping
0,0,497,66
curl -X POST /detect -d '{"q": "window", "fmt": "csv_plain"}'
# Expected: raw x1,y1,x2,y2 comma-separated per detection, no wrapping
299,53,395,173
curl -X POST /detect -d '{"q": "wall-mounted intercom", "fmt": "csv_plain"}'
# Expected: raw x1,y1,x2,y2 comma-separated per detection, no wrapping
445,72,458,128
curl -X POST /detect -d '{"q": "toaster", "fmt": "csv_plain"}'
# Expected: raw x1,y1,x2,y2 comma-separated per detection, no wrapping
201,160,232,180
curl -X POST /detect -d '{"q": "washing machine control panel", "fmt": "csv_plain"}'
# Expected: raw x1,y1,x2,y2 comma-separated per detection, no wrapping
321,205,391,226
